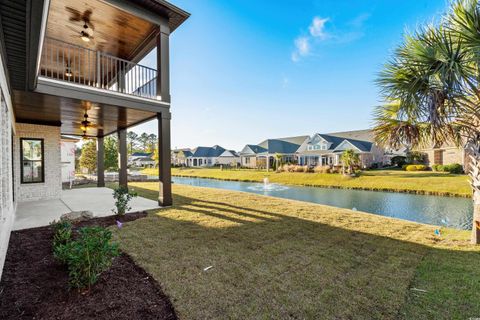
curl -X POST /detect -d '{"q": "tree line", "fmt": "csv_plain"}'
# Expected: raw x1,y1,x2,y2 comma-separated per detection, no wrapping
79,132,158,173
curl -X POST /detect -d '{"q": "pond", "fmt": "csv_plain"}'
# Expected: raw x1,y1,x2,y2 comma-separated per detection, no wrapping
172,176,473,230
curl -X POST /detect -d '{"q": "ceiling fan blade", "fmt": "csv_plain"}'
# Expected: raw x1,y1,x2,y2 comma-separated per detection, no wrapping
82,9,93,22
65,7,82,21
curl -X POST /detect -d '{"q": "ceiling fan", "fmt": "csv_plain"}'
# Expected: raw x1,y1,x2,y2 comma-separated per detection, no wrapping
72,109,102,139
65,7,102,44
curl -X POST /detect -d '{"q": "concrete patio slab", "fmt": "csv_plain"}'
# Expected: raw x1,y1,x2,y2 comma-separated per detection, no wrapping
14,187,159,230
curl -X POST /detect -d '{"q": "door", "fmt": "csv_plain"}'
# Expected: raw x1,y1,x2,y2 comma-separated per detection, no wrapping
433,150,444,165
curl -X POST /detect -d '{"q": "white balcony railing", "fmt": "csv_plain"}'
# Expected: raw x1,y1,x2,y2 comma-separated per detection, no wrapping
40,37,158,100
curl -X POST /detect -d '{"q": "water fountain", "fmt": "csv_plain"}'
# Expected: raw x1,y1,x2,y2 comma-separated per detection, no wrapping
247,176,289,192
263,177,270,188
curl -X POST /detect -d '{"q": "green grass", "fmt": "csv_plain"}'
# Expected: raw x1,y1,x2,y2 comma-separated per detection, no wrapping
111,182,480,319
141,167,472,197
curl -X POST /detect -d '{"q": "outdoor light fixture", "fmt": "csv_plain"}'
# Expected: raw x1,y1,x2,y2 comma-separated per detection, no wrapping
80,31,91,42
65,67,73,77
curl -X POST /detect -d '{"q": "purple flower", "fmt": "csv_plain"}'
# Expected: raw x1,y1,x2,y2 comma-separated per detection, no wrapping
116,220,123,229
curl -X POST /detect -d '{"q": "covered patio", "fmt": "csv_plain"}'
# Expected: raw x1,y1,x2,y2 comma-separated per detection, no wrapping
14,187,159,230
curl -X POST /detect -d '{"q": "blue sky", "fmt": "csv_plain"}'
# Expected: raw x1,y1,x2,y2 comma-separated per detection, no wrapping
133,0,448,151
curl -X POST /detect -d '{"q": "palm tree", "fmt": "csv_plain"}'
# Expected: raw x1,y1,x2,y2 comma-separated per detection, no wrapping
340,149,360,175
274,153,282,171
373,5,480,243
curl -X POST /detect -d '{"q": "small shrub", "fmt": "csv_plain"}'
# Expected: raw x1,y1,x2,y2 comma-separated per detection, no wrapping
314,165,331,174
303,166,312,173
405,164,428,171
432,164,442,172
443,163,463,174
56,226,119,289
294,165,304,173
52,220,73,263
112,186,137,216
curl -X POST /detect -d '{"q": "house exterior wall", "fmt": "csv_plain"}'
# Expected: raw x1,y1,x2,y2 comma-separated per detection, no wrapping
14,123,62,202
420,146,465,167
0,49,15,279
217,156,240,165
61,140,76,183
241,155,257,168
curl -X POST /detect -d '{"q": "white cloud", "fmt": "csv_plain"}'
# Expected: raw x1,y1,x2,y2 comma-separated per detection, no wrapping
291,36,310,62
309,17,330,39
290,13,370,62
291,17,329,62
295,36,310,55
348,13,370,28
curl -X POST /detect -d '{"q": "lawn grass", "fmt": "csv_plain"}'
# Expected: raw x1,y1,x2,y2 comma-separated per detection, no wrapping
141,167,472,197
111,182,480,319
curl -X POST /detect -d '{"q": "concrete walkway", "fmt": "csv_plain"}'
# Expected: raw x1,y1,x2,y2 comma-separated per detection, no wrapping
14,187,160,230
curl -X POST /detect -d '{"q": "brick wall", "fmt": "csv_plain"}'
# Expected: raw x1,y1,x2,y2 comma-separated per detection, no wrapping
14,123,62,202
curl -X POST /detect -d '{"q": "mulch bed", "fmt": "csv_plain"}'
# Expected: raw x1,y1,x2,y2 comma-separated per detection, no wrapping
0,212,177,320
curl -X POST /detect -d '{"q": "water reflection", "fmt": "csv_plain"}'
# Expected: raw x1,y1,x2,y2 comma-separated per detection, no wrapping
172,176,473,230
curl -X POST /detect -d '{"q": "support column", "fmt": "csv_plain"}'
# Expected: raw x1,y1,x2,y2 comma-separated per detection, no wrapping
157,112,172,206
97,136,105,187
118,129,128,188
156,24,170,103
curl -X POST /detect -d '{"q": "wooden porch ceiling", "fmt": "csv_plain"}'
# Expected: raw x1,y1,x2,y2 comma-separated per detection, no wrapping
13,90,156,137
46,0,158,61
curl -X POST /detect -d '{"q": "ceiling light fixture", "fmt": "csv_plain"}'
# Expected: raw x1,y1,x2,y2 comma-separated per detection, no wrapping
65,66,73,77
80,31,90,42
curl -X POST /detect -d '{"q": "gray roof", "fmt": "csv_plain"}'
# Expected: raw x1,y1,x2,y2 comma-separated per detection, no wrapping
181,150,193,157
255,135,309,154
192,145,226,157
312,133,373,152
131,152,153,157
326,129,374,142
245,144,268,154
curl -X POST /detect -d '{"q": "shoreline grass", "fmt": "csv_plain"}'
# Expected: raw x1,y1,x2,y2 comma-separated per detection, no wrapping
140,167,472,198
112,182,480,319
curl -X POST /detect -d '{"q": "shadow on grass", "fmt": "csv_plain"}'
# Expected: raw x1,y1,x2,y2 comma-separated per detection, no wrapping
115,184,480,320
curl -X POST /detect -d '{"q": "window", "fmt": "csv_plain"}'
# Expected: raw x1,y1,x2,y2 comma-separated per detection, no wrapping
20,138,44,183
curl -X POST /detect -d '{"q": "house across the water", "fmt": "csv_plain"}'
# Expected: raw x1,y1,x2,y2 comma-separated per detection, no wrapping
240,135,310,170
240,130,393,169
128,152,155,168
297,130,388,168
172,145,240,167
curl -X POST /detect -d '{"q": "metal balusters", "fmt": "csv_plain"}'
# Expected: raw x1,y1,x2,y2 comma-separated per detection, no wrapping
40,37,158,100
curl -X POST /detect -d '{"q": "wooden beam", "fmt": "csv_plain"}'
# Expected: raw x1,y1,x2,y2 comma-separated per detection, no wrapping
97,136,105,187
157,112,172,206
36,77,171,114
118,128,128,188
156,25,170,103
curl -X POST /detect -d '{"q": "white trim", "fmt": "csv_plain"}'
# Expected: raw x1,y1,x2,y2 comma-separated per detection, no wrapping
36,0,51,79
333,139,361,152
37,77,170,106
